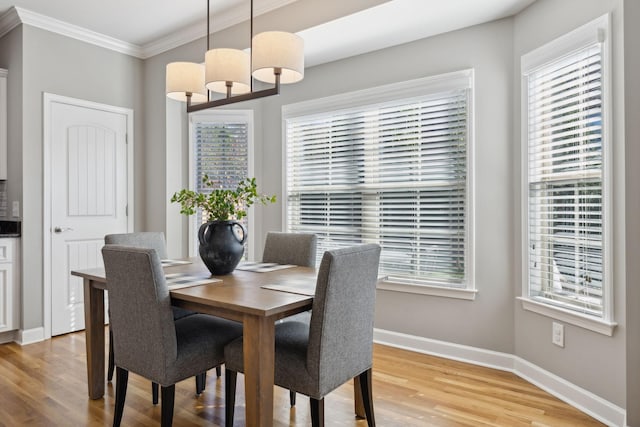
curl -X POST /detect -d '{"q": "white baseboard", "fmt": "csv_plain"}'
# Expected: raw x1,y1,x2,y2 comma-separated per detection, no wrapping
374,328,515,371
373,328,626,427
17,327,45,345
514,358,626,427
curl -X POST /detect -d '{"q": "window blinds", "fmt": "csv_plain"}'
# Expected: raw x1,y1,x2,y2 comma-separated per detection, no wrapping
286,89,469,286
194,122,249,192
526,43,604,317
192,120,249,233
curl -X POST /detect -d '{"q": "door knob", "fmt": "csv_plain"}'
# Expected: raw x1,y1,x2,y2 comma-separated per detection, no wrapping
54,226,74,233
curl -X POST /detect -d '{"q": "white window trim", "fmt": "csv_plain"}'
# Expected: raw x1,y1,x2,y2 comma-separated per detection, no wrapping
520,14,614,335
378,280,478,300
517,297,616,336
282,69,476,300
188,110,256,259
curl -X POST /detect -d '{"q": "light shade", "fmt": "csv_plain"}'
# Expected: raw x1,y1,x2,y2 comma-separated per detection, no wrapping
252,31,304,84
205,48,251,95
166,62,208,103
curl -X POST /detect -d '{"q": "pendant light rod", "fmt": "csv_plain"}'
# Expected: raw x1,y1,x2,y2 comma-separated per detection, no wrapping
206,0,211,102
186,74,280,113
250,0,254,93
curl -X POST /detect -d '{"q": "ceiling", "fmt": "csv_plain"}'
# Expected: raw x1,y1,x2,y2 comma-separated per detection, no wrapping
0,0,537,63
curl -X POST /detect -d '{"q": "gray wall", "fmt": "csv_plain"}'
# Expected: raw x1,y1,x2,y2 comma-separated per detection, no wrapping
17,26,144,330
624,0,640,423
513,0,626,407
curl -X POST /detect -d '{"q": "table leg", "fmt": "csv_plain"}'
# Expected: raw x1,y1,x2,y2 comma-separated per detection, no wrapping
354,376,365,418
243,314,275,427
83,278,105,399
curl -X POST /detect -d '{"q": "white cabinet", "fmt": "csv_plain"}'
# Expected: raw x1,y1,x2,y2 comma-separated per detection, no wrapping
0,68,6,180
0,238,19,332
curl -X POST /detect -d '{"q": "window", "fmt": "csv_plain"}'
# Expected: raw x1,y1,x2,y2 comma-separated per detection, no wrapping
521,15,614,334
189,110,254,257
284,70,474,297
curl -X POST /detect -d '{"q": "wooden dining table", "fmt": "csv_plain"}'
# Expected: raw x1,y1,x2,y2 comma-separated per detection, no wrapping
71,259,317,427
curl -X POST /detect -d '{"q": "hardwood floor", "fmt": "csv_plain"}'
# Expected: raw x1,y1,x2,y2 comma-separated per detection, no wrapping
0,330,604,426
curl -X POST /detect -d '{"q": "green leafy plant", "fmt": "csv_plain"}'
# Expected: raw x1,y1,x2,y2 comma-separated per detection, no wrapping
171,175,276,222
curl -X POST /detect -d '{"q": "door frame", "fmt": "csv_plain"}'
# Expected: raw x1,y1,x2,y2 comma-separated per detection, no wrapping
43,93,134,339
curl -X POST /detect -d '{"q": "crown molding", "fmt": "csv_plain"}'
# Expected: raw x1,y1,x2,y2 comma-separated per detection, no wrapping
0,7,21,39
13,7,144,57
1,0,297,60
140,0,297,59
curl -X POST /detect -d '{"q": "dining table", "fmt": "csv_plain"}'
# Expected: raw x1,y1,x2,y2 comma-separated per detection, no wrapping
71,258,320,427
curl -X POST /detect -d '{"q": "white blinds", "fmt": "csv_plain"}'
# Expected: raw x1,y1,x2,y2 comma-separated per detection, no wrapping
192,120,249,232
286,89,469,286
194,122,249,191
526,43,605,317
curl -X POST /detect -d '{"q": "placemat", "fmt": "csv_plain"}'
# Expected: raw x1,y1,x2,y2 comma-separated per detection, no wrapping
236,262,296,273
161,259,193,267
165,272,221,290
261,281,316,296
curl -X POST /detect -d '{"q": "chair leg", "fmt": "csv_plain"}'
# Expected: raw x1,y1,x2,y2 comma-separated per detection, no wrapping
216,365,221,377
196,372,206,395
152,382,159,405
358,369,376,427
160,384,175,427
225,369,237,427
310,398,325,427
289,390,296,407
113,367,129,427
107,328,115,382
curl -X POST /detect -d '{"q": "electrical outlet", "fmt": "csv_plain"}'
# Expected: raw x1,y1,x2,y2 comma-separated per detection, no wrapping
552,322,564,347
11,201,19,217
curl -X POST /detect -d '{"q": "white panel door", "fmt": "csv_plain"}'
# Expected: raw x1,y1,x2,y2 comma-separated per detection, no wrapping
51,102,129,336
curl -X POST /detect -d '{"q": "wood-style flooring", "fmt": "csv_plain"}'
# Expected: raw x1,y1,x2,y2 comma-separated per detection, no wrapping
0,330,604,426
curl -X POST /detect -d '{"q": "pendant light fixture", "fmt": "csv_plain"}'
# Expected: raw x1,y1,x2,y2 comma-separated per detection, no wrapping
166,0,304,113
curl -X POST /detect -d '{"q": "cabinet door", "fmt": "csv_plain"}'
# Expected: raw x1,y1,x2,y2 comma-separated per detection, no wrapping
0,262,13,332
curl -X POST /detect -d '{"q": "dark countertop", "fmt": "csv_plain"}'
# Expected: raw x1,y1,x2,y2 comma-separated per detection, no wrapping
0,220,21,237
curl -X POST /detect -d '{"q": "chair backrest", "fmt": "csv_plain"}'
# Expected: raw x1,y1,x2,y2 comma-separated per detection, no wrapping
101,245,177,382
104,232,168,259
306,244,381,397
262,232,317,267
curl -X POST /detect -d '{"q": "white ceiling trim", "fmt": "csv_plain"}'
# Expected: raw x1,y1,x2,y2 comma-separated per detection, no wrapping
0,0,297,60
0,7,21,39
141,24,208,60
1,6,143,57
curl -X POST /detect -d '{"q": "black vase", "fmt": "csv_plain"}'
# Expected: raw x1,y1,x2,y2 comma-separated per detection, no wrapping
198,220,247,275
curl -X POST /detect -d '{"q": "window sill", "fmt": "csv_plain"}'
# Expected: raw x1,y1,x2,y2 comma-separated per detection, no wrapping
518,297,617,336
377,279,477,300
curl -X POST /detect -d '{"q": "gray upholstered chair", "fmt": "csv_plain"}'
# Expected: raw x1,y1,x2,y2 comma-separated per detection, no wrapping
105,232,169,258
102,245,243,427
262,231,317,267
224,244,381,427
262,231,318,405
104,232,217,400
